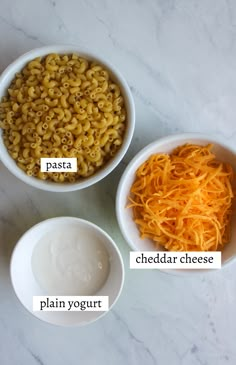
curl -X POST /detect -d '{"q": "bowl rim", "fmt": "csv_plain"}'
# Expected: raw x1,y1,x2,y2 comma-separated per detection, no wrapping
0,44,135,192
116,132,236,272
10,216,125,327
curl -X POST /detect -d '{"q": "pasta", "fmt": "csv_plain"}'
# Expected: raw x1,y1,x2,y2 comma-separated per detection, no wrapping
0,53,126,182
128,144,235,252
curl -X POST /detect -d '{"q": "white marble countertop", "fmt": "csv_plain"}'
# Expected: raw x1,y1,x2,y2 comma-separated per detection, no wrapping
1,0,236,364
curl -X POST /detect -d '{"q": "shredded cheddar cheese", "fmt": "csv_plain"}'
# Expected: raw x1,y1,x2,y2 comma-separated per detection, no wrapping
128,144,234,251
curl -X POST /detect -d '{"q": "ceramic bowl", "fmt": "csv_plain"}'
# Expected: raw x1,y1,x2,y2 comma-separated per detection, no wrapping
116,133,236,270
10,217,124,326
0,45,135,191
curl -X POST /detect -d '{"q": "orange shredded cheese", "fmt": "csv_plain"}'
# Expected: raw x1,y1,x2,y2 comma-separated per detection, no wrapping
128,144,235,251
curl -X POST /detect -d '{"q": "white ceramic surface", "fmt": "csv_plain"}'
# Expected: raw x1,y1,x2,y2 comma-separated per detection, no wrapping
116,133,236,268
0,45,135,192
10,217,124,326
1,1,236,364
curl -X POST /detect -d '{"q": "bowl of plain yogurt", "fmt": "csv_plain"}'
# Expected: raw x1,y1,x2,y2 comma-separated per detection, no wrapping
10,217,124,326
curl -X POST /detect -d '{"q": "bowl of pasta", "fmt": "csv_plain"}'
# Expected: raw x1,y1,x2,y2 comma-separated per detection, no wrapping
0,45,135,191
116,133,236,270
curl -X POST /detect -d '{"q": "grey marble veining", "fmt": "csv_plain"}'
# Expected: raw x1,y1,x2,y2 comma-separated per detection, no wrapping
1,0,236,364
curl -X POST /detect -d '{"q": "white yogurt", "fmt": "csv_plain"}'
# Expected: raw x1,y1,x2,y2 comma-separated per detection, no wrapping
31,226,110,295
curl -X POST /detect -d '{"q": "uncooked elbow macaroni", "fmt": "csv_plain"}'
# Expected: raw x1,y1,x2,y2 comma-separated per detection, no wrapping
0,53,127,182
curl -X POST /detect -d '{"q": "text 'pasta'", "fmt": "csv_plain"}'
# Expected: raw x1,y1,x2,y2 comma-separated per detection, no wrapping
40,157,77,172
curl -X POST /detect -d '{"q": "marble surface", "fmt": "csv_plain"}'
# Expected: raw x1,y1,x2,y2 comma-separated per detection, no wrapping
0,0,236,364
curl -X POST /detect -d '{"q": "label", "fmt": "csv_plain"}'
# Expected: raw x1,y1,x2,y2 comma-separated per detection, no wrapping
40,158,77,172
33,296,109,311
130,251,221,269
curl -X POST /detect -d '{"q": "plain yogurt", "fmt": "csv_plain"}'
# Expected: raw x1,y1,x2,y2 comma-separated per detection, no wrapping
31,226,110,295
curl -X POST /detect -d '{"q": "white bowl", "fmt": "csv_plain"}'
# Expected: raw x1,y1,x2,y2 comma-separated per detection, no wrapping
10,217,124,326
0,45,135,192
116,133,236,268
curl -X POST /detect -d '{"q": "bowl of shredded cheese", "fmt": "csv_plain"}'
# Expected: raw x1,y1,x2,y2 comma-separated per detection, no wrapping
0,45,135,191
116,133,236,269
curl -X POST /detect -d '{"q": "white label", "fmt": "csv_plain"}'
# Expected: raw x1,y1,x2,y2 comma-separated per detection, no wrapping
130,252,221,269
40,158,77,172
33,296,109,311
